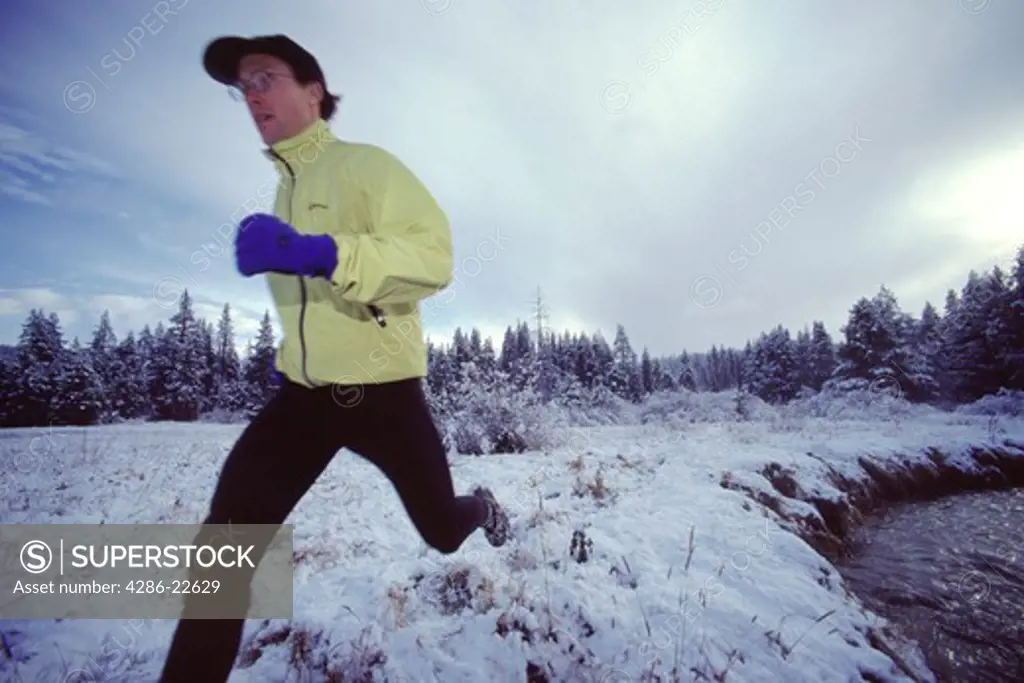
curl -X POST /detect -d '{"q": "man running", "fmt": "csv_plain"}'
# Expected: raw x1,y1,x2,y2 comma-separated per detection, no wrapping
158,34,509,682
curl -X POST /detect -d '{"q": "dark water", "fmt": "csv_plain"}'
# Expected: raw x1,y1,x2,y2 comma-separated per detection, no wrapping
836,487,1024,682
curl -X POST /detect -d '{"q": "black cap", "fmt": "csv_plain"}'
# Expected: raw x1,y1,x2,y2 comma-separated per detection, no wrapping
202,34,339,120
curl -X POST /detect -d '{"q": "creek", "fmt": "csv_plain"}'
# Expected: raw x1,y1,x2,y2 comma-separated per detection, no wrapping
836,487,1024,682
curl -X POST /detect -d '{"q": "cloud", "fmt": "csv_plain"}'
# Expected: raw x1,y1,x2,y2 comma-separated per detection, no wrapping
0,170,51,205
0,288,80,331
0,119,121,209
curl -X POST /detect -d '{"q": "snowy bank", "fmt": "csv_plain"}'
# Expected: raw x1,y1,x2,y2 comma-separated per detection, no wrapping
1,392,1023,682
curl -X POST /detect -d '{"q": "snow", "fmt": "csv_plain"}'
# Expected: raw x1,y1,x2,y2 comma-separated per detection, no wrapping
1,399,1023,682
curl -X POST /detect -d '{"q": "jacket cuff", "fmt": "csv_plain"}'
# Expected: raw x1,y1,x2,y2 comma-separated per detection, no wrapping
326,234,348,286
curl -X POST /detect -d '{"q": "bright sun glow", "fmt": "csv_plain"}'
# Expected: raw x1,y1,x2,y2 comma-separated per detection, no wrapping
915,145,1024,252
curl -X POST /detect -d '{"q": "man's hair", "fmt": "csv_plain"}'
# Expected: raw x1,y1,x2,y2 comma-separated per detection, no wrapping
322,93,340,121
290,64,339,120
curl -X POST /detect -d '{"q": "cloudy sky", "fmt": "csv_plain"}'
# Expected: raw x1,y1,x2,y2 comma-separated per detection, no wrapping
0,0,1021,358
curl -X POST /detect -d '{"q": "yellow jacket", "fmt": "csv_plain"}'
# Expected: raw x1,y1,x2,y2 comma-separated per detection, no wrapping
262,118,452,387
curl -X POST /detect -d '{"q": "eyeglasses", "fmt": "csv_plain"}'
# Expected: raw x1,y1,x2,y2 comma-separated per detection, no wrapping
227,70,294,100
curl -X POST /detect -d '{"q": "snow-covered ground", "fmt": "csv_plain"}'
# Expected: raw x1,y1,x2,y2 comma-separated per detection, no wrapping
1,392,1023,682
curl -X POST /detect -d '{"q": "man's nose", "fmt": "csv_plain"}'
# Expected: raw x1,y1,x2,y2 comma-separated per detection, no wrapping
245,89,264,107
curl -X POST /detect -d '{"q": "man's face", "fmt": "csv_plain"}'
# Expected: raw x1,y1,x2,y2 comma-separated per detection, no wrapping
236,53,321,145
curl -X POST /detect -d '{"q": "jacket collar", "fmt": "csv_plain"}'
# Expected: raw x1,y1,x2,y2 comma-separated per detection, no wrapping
263,118,337,175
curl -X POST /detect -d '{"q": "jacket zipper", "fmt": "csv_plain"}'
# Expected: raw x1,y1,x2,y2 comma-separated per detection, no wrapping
269,149,315,387
268,145,389,386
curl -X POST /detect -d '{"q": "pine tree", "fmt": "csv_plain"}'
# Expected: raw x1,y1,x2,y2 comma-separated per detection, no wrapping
479,336,499,378
451,328,472,367
650,356,675,391
136,324,158,411
153,290,206,420
0,357,17,426
197,319,217,412
243,311,278,413
1006,246,1024,389
831,286,936,401
213,304,245,411
640,347,654,395
677,350,697,391
52,339,105,425
609,324,642,402
468,327,483,361
88,310,118,420
17,309,64,365
427,339,455,397
806,321,836,391
147,321,170,413
534,331,558,401
943,269,1012,401
10,309,66,426
738,341,754,390
512,322,535,389
498,326,517,375
744,325,800,404
983,265,1017,389
793,326,812,389
426,339,444,395
594,332,616,378
909,302,943,402
110,331,150,419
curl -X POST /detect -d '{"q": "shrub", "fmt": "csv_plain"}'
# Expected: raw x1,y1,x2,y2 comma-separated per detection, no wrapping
953,388,1024,417
426,363,560,455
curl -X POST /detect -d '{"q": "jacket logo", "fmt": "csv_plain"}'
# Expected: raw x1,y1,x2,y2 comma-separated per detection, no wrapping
308,202,329,211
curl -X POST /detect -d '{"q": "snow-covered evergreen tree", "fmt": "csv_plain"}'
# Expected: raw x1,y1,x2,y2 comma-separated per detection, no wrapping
590,332,615,391
88,310,119,420
498,325,517,376
152,290,206,420
698,345,741,391
983,265,1018,389
573,334,598,388
609,324,642,402
1006,246,1024,389
426,339,451,397
9,309,65,426
537,341,559,401
677,350,697,391
907,302,943,402
831,285,934,400
146,321,169,413
650,356,675,391
52,338,105,425
478,335,499,378
0,356,17,426
744,324,800,404
213,304,246,412
135,324,158,411
640,347,654,395
197,319,217,412
942,269,1012,401
450,327,472,367
110,331,150,419
806,321,836,391
242,311,278,413
513,322,536,390
793,326,812,390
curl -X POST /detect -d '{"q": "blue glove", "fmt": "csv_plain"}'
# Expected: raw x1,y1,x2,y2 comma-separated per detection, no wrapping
235,213,338,278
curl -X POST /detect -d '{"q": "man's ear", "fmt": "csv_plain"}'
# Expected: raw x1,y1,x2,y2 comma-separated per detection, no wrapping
309,82,324,108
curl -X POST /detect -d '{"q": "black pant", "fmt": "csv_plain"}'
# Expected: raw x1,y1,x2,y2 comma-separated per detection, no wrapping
158,377,486,682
